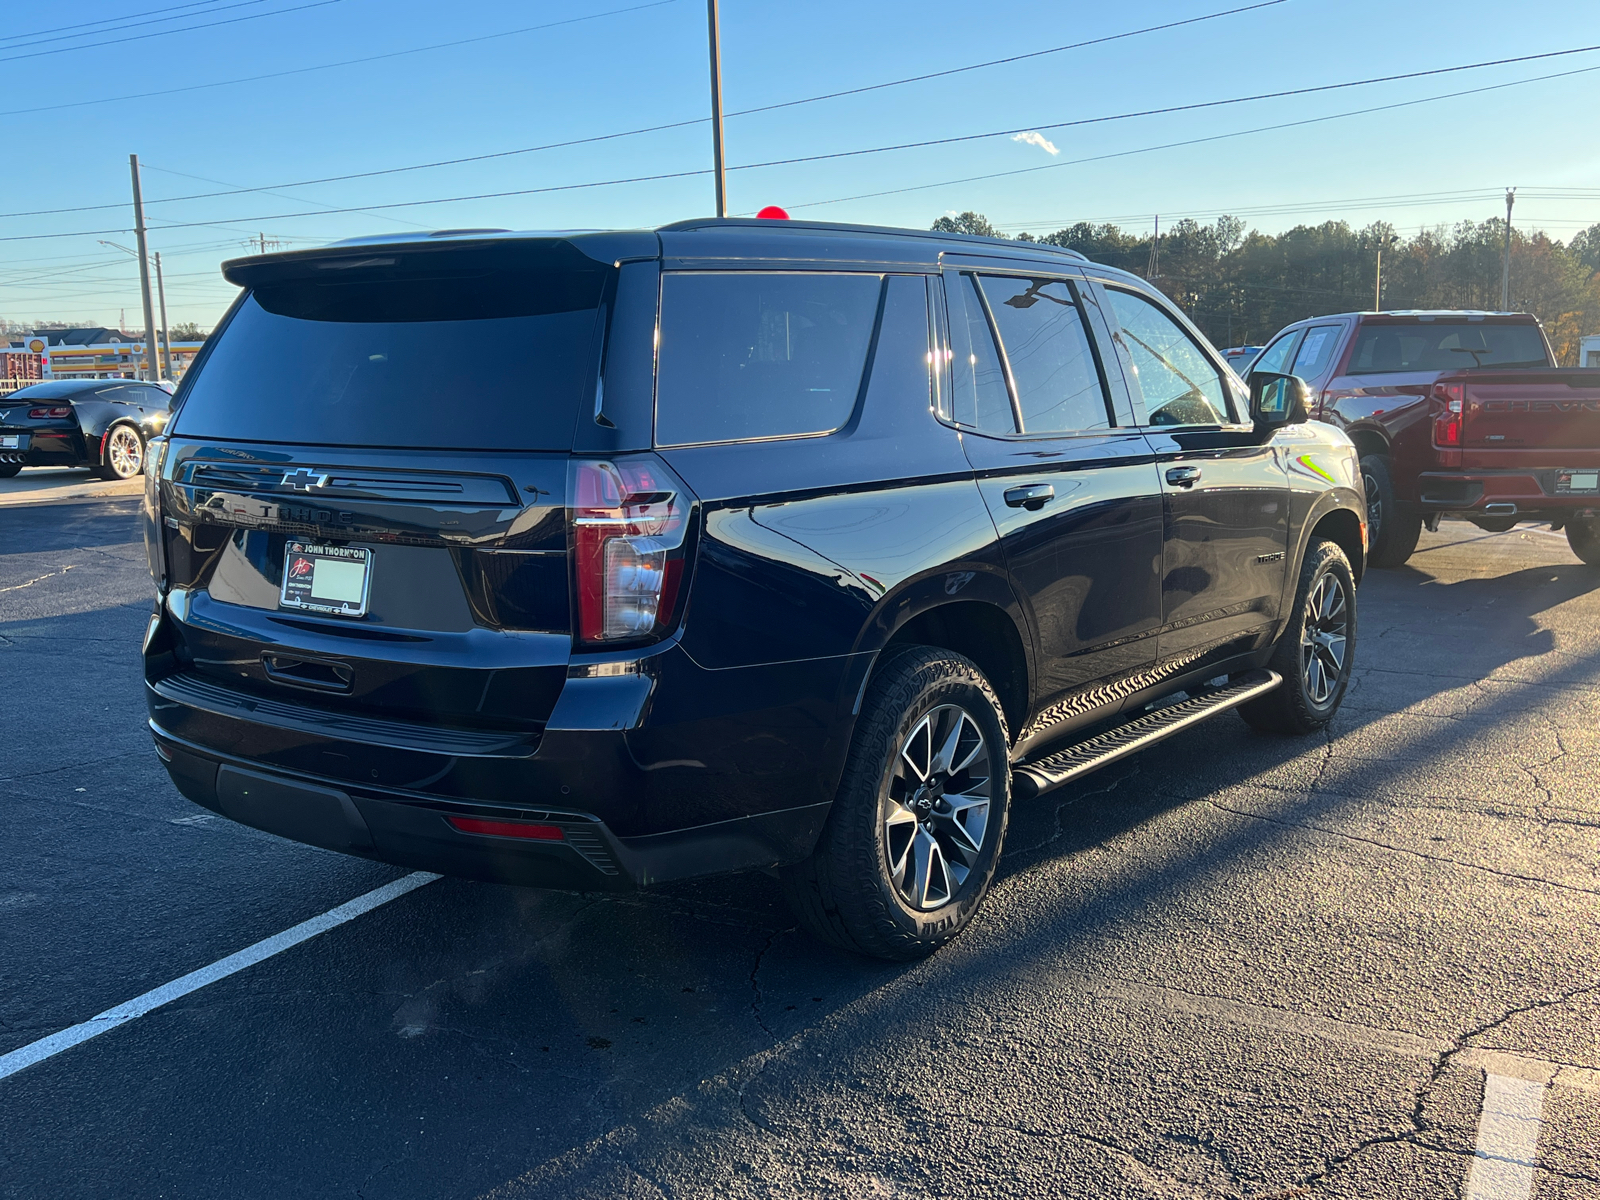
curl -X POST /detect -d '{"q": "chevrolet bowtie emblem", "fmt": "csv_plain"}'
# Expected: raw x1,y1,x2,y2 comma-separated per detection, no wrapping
281,468,330,491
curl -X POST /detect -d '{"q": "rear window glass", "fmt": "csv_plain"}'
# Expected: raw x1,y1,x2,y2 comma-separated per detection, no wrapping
654,272,882,446
173,251,610,449
1346,322,1549,373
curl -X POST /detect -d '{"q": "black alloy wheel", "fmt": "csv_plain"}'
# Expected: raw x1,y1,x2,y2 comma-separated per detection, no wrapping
1360,454,1421,568
781,647,1011,960
1239,538,1357,735
1568,517,1600,566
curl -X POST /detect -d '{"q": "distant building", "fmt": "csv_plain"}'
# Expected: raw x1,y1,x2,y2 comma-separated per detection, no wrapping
1582,335,1600,369
6,328,205,383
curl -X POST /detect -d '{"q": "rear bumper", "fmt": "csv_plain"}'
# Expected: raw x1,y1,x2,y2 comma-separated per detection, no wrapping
152,724,831,891
1416,470,1600,514
146,626,866,888
0,429,84,467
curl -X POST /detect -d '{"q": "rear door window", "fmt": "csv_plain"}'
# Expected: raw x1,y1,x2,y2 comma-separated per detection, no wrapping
977,275,1111,434
1290,324,1342,378
173,248,612,450
1105,287,1235,426
944,273,1015,434
654,272,882,446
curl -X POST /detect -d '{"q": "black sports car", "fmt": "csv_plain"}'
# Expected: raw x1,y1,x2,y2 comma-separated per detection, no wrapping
0,379,172,480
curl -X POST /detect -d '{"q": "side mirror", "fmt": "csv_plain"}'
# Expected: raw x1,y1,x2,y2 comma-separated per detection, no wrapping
1248,371,1311,431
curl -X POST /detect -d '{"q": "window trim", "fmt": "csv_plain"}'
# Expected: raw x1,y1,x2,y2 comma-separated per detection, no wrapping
938,267,1121,442
1100,282,1248,431
650,268,890,450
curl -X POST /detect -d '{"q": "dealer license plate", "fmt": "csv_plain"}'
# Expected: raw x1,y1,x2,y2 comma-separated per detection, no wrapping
1555,470,1599,495
0,435,19,449
279,541,372,618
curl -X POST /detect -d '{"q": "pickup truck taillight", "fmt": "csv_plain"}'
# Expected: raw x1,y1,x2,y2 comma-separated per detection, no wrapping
1433,382,1464,466
571,456,694,644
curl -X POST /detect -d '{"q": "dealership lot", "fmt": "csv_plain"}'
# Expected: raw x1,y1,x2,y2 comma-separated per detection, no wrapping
1,494,1595,1199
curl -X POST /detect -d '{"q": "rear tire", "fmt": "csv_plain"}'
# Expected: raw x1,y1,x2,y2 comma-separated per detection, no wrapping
1360,455,1421,568
1568,517,1600,566
97,423,144,481
1238,538,1356,735
780,647,1011,961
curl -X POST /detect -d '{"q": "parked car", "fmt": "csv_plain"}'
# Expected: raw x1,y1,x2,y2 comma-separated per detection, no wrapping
1248,310,1600,567
142,220,1365,960
0,378,171,479
1221,345,1264,374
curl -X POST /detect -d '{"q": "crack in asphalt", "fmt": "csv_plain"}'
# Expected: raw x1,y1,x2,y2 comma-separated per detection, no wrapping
1261,982,1600,1198
1199,796,1599,895
746,928,787,1042
0,564,76,593
1004,760,1142,859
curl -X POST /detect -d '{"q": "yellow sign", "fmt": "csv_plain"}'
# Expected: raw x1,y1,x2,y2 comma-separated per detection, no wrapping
27,338,46,353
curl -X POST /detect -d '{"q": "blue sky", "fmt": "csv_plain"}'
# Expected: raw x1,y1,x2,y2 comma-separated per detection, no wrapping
3,0,1597,330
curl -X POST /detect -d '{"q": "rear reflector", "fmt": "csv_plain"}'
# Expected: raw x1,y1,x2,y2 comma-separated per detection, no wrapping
447,816,564,840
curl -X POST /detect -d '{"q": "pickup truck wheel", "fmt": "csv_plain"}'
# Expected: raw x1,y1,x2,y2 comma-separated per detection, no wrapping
780,647,1011,961
1567,517,1600,566
1360,455,1421,568
1239,538,1356,735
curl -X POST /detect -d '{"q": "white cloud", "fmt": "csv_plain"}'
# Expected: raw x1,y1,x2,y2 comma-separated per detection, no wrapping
1011,131,1059,156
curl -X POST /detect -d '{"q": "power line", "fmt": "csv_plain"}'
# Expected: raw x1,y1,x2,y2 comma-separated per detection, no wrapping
0,0,272,53
0,0,1284,208
0,0,344,66
0,0,680,120
9,39,1600,223
141,162,432,230
783,61,1600,211
6,53,1598,246
0,0,243,45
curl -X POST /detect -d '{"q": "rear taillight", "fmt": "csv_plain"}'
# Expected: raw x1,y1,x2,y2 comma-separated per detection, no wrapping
28,406,71,419
1433,382,1464,462
571,456,693,644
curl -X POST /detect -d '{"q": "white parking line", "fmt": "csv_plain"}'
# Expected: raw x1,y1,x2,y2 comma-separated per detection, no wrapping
1464,1072,1547,1200
0,871,439,1083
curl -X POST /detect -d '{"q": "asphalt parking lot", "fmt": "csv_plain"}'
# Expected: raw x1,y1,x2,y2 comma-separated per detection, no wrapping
1,493,1596,1199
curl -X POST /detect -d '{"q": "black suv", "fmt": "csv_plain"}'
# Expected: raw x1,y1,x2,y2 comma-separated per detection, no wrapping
143,219,1364,959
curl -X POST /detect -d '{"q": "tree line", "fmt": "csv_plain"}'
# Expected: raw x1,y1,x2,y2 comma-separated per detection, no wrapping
932,211,1600,364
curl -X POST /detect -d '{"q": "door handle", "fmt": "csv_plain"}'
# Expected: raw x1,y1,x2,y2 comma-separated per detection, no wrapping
1004,483,1055,511
1166,466,1203,488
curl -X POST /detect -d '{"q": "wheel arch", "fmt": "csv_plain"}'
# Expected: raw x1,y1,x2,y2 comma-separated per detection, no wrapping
874,594,1031,742
1309,505,1365,585
1346,425,1390,462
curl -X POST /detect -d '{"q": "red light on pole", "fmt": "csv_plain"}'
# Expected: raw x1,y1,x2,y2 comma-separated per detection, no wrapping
756,206,790,220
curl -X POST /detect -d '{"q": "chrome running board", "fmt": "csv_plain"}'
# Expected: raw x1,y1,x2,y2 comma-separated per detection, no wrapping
1012,669,1282,800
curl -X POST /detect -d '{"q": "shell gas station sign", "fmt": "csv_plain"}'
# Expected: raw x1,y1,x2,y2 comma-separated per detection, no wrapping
26,336,51,377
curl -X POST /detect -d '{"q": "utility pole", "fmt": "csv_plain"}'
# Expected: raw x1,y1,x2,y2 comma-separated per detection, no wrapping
259,232,267,255
1500,188,1516,311
706,0,727,218
154,251,172,380
1373,239,1383,311
1147,215,1160,278
129,154,160,384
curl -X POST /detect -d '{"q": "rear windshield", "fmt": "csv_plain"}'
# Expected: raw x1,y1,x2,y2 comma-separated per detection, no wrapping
1346,322,1549,374
174,248,611,449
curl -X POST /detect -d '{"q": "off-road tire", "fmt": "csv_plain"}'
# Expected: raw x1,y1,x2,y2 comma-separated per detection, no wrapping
1568,517,1600,566
1238,538,1357,735
1361,454,1421,568
780,647,1011,961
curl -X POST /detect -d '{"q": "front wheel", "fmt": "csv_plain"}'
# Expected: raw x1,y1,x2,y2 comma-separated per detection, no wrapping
1568,518,1600,566
97,424,145,480
1360,455,1421,568
1239,538,1357,735
781,647,1011,961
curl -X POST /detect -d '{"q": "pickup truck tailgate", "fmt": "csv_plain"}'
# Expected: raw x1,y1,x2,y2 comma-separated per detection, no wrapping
1461,371,1600,450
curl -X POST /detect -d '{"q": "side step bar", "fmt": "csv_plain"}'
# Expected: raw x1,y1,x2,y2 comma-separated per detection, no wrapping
1012,669,1282,800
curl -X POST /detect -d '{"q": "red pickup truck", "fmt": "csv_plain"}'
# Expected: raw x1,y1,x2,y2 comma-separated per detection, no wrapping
1247,311,1600,567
